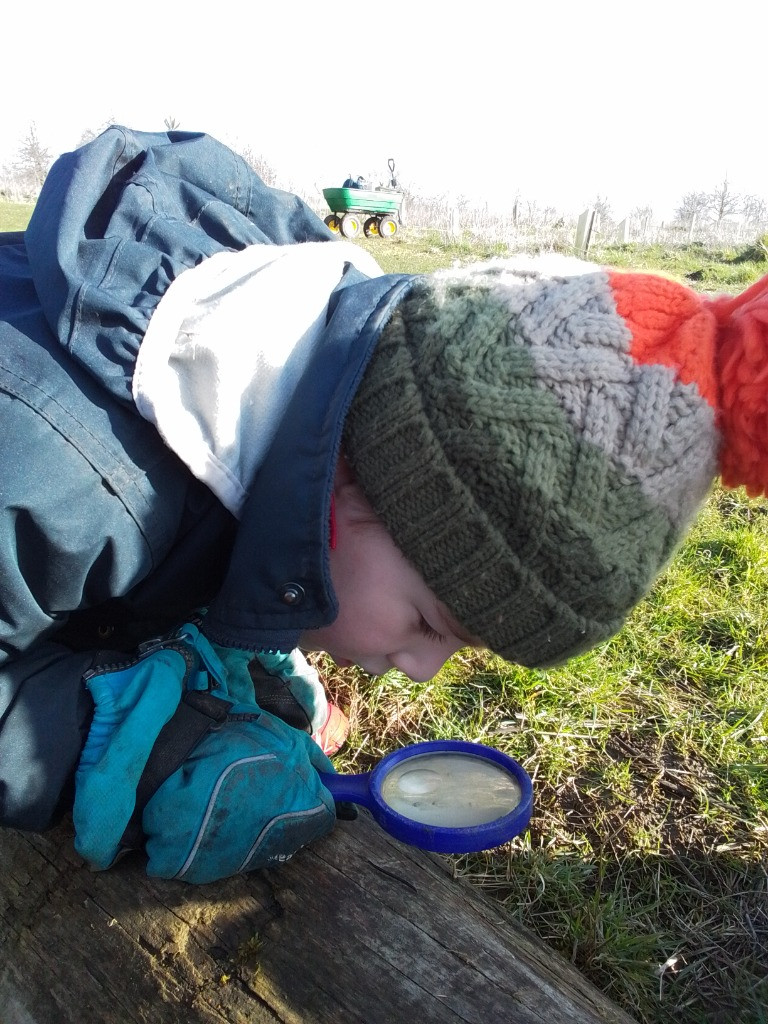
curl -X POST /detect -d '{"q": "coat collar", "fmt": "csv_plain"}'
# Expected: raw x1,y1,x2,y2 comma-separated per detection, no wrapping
203,271,415,653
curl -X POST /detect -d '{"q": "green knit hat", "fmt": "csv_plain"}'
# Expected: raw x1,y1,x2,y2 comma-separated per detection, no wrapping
342,258,733,668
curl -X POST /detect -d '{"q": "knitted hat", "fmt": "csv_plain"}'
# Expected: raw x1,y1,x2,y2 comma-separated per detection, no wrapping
342,259,768,668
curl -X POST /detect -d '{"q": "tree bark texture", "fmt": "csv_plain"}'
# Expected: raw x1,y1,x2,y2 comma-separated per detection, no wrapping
0,812,636,1024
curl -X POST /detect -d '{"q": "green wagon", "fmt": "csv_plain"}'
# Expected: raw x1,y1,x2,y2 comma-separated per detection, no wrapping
322,159,403,240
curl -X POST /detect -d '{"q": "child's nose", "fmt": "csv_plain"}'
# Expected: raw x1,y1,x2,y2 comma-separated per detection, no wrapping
391,646,453,683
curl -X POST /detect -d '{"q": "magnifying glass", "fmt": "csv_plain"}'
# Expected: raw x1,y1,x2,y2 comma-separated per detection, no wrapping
318,740,532,854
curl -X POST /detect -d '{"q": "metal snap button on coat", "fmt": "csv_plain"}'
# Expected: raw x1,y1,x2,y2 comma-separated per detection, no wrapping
280,583,305,606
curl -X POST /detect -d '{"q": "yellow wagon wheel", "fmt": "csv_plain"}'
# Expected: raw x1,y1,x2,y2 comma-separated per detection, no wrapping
363,217,380,238
378,215,398,239
340,212,362,238
324,214,341,233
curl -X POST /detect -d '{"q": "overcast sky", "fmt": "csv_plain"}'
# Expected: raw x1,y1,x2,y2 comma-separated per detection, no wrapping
4,0,764,221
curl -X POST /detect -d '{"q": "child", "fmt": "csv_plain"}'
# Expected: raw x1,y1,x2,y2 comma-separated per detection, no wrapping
1,126,766,883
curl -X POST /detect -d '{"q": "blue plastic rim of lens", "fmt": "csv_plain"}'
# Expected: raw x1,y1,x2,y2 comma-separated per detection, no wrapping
369,739,533,854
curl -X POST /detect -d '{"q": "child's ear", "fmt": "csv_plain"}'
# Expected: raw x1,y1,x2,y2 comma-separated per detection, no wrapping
333,454,381,529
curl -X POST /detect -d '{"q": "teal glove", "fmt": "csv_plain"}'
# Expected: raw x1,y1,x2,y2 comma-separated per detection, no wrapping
73,624,336,884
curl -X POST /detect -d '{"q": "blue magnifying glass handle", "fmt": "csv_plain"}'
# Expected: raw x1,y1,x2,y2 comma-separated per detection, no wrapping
318,770,376,810
317,740,533,855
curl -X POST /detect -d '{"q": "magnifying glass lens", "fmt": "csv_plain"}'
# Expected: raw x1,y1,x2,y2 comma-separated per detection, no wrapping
380,751,523,827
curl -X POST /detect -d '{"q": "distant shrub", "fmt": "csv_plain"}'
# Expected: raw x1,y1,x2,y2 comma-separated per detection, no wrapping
733,232,768,264
699,262,764,287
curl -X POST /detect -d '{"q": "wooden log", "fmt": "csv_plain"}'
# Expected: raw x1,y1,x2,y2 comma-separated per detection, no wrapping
0,812,636,1024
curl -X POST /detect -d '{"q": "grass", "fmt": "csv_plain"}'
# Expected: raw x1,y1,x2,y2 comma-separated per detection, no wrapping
354,229,513,275
590,238,768,291
0,200,34,232
321,233,768,1024
323,492,768,1024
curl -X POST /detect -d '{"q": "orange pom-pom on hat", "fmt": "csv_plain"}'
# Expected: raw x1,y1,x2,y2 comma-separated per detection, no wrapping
610,270,768,497
708,274,768,495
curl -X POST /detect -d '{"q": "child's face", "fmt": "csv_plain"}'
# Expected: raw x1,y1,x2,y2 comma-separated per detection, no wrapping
300,480,476,682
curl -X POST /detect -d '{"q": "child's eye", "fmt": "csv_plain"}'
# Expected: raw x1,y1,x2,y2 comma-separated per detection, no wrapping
419,616,446,644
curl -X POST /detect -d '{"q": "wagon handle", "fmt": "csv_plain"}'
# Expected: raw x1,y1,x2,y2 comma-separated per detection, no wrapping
387,158,398,190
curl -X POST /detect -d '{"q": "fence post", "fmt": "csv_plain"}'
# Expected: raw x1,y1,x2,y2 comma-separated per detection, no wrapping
450,205,461,240
575,208,596,254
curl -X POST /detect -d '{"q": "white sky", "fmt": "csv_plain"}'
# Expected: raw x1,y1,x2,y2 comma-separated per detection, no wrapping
3,0,764,221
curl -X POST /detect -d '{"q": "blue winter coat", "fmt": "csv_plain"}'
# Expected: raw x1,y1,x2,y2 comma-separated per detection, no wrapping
0,127,412,830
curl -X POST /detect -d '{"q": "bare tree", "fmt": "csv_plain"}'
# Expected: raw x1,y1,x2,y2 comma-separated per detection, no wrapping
675,190,708,226
742,194,767,229
707,176,741,226
591,194,614,235
630,204,654,240
9,123,52,200
164,116,181,131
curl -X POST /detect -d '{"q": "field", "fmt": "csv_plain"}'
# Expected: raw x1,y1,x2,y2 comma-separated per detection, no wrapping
0,201,33,232
3,199,767,1023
